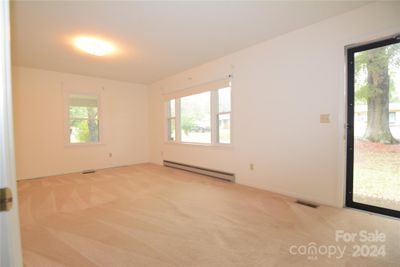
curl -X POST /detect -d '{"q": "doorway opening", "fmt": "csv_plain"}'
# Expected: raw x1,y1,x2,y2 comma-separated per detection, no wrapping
346,35,400,218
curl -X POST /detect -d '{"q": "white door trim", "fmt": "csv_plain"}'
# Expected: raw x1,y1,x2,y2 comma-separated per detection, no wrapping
0,0,23,266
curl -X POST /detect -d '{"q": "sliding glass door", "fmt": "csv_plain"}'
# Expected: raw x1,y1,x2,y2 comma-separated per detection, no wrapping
346,36,400,218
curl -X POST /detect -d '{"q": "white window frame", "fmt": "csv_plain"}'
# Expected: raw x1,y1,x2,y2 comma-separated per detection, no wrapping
65,91,103,146
165,84,232,147
216,88,232,145
166,99,179,142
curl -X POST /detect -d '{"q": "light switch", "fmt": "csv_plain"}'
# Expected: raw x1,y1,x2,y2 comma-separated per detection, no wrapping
320,114,330,124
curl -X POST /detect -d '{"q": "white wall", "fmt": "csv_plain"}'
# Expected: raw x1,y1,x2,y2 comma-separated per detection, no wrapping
13,67,149,180
149,2,400,207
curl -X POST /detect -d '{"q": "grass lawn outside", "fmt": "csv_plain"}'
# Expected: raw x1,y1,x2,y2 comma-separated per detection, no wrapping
353,139,400,211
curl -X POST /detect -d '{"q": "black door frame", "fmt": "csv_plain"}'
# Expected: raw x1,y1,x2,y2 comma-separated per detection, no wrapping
346,35,400,218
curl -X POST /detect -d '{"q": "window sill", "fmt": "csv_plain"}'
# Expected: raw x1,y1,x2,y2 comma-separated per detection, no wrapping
65,142,105,148
164,141,234,150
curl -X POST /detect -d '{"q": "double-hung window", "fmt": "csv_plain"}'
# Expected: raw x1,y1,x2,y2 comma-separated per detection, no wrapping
68,94,100,144
217,87,231,144
180,91,211,143
167,99,176,141
166,78,231,145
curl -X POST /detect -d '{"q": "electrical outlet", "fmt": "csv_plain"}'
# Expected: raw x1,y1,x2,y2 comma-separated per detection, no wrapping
250,163,254,171
109,153,113,158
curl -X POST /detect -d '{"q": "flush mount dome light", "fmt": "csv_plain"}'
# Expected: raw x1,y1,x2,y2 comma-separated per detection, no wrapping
73,36,115,56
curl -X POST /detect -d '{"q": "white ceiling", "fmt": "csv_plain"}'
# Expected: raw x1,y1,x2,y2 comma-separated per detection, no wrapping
11,1,369,84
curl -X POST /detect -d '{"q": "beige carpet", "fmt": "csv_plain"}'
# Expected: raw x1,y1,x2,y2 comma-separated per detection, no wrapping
18,164,400,267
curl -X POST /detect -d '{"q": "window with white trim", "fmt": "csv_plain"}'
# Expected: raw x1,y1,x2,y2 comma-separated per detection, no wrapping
217,87,231,144
166,79,231,145
68,94,100,144
180,91,211,143
167,99,176,141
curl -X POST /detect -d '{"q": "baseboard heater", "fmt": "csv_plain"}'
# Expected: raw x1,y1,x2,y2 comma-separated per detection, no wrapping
163,160,235,182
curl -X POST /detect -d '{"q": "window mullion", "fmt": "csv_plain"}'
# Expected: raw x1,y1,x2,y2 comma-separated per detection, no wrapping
211,90,218,145
165,102,168,142
176,98,181,143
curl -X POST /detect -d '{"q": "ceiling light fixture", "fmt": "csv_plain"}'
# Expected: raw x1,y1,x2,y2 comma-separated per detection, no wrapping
72,36,116,56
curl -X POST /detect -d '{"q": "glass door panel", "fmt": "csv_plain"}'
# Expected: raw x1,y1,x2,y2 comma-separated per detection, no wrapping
347,36,400,218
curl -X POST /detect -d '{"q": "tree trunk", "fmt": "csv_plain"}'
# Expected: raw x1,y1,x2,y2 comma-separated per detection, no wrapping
363,50,398,144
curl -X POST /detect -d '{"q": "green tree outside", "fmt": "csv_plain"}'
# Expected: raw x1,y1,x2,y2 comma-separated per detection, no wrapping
355,42,400,144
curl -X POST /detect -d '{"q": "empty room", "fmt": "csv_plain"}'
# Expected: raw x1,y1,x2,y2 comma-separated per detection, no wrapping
1,1,400,266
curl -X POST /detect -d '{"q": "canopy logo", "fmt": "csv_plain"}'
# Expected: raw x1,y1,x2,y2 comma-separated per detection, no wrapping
289,243,346,260
289,230,386,260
